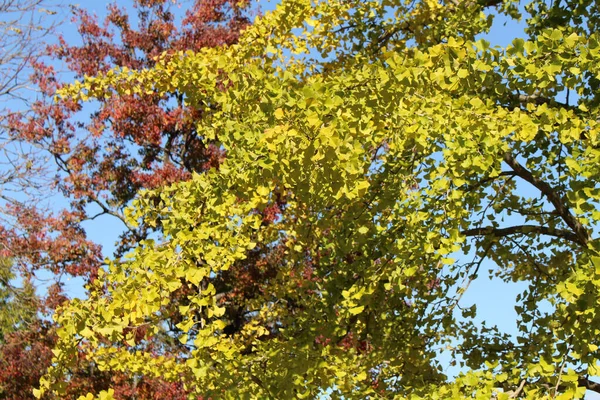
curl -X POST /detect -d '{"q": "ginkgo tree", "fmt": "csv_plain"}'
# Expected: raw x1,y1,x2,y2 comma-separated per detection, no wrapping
40,0,600,398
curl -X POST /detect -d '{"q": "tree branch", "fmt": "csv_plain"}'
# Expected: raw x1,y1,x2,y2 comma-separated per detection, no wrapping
508,379,527,398
503,152,589,246
505,93,579,112
479,0,504,6
461,224,581,244
579,377,600,394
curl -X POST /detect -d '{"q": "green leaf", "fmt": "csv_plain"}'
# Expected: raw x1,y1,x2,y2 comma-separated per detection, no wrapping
348,306,365,315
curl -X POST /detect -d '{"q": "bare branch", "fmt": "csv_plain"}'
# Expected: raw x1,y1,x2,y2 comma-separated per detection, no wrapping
508,379,527,398
461,224,581,244
578,377,600,394
0,0,59,102
503,152,589,246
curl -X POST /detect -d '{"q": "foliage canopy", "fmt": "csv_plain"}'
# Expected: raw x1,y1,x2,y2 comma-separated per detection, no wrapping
44,0,600,398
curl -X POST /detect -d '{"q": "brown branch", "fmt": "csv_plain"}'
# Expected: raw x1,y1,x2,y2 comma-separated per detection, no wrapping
579,377,600,394
517,94,554,106
461,224,580,244
539,376,600,395
479,0,504,6
503,153,589,246
506,93,578,112
462,171,517,193
508,379,527,398
449,0,504,9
